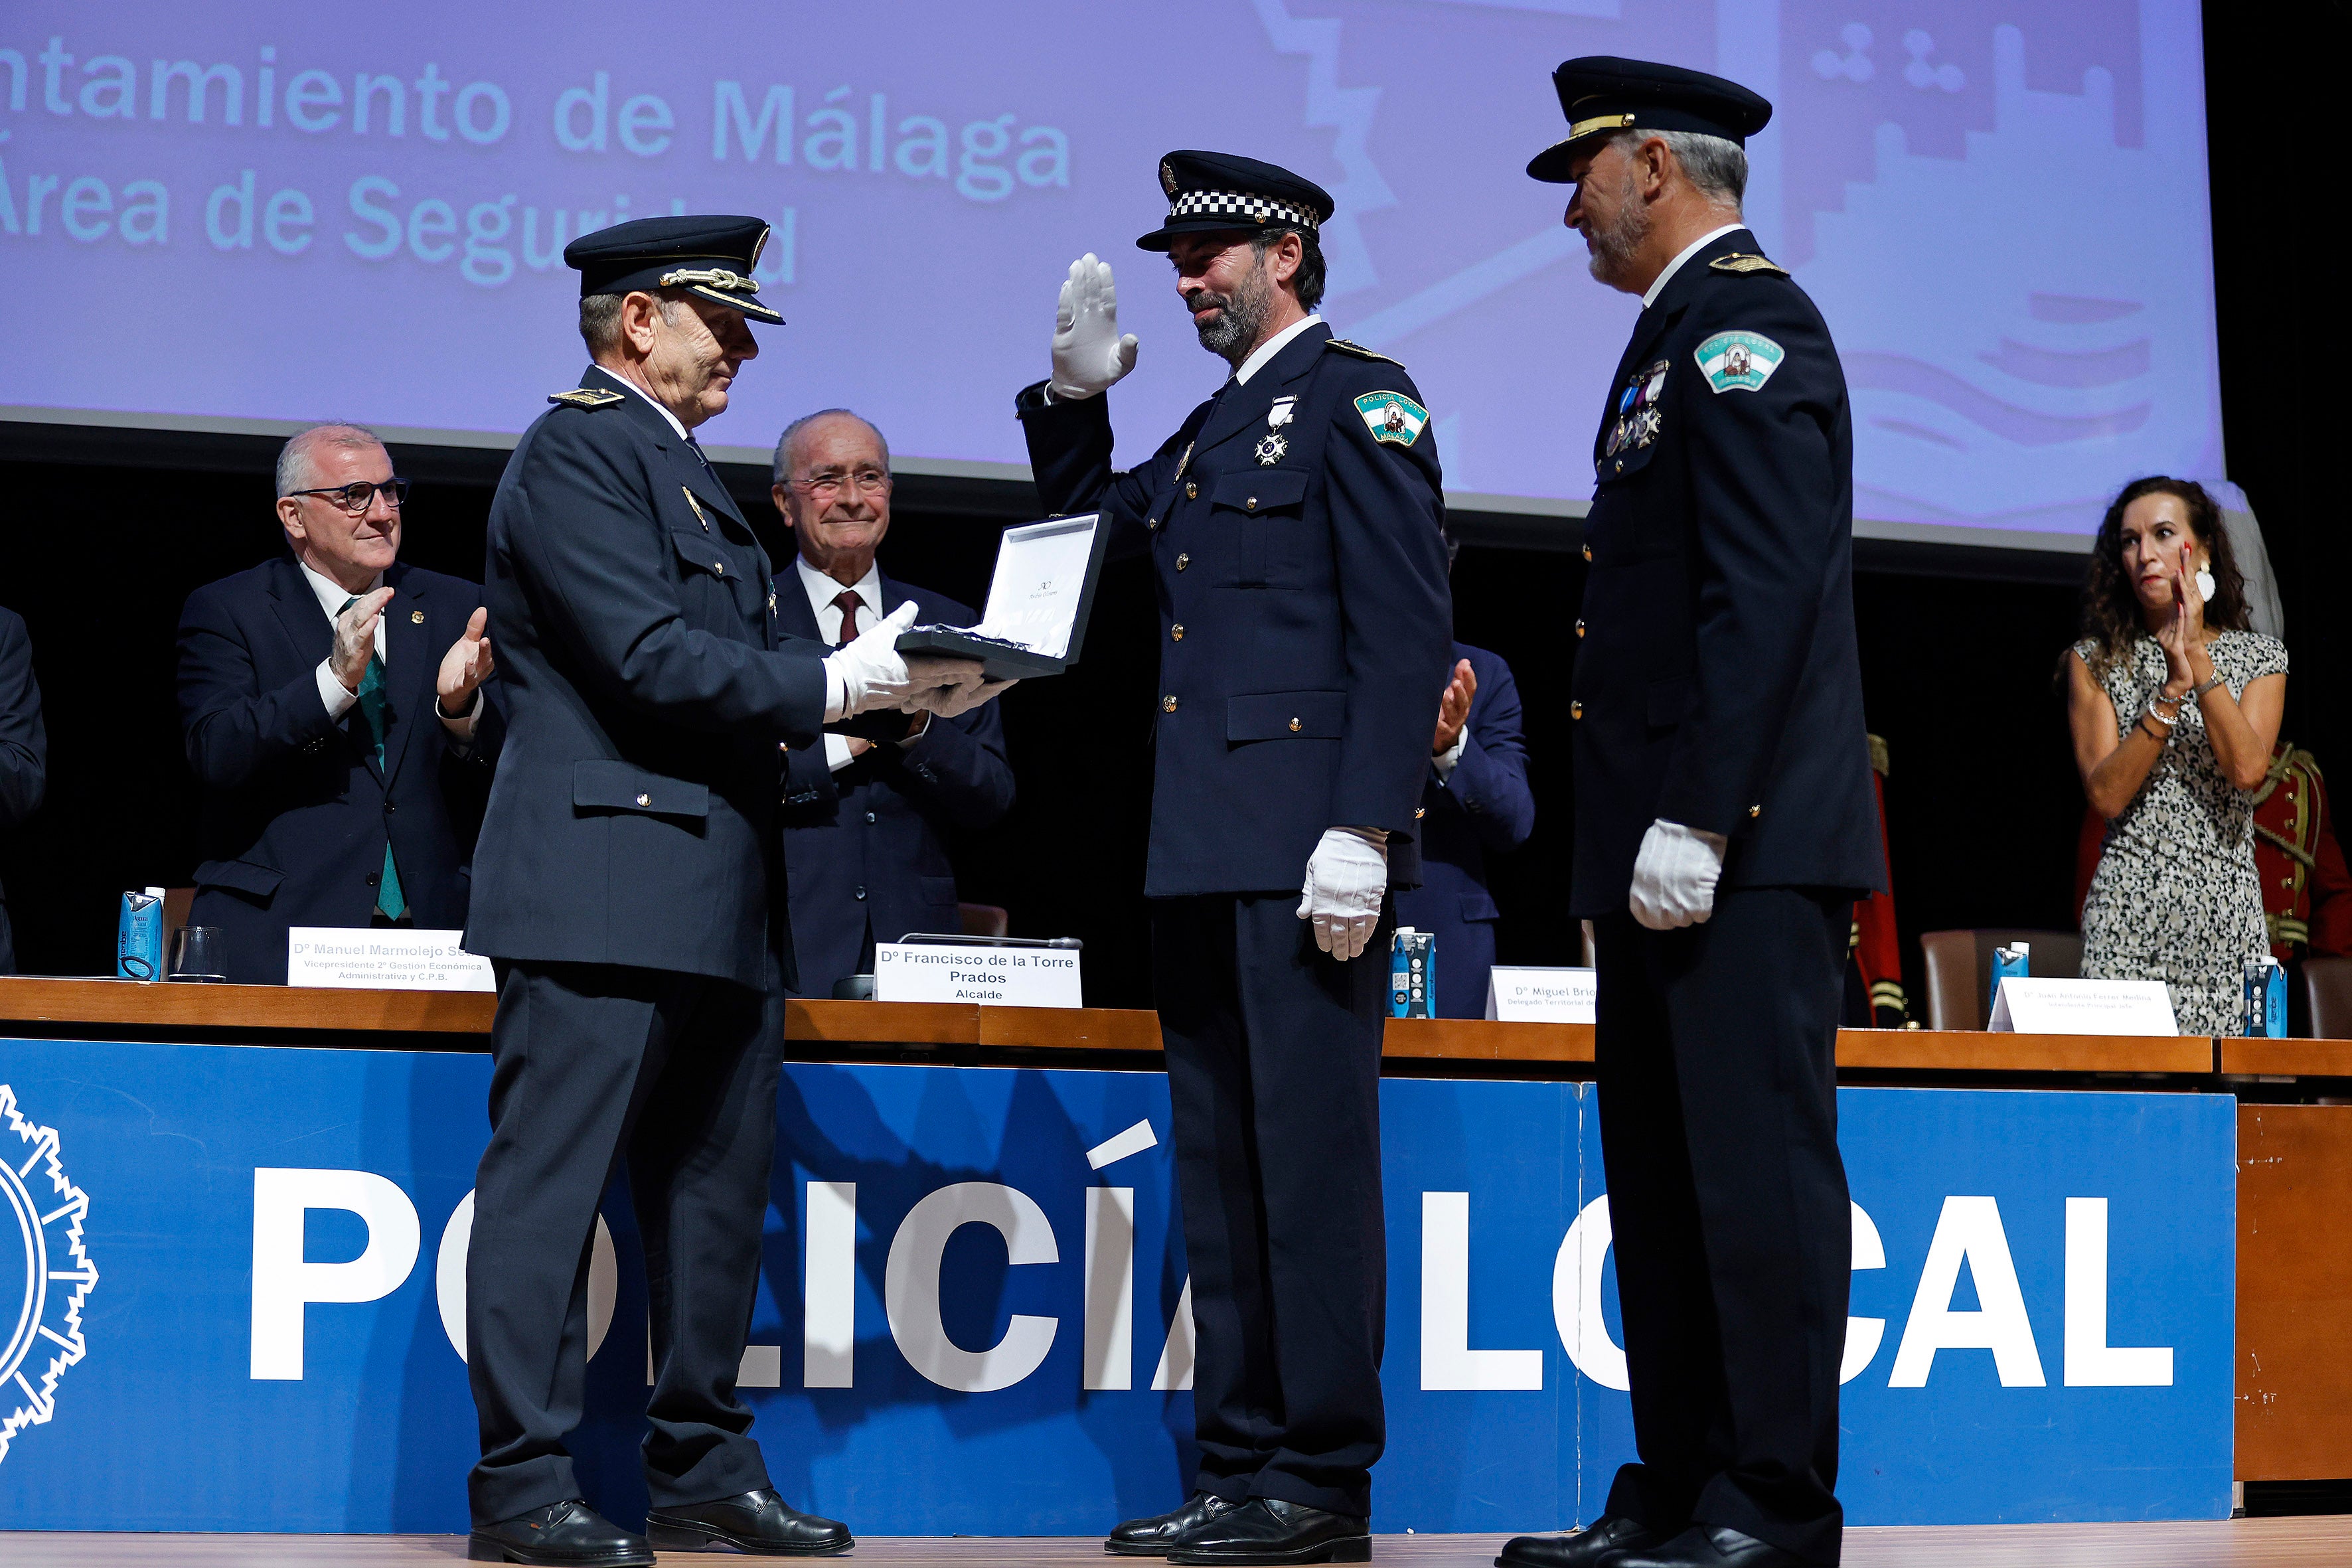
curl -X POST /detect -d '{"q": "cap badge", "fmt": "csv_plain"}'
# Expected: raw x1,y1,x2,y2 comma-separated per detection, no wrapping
1160,159,1179,196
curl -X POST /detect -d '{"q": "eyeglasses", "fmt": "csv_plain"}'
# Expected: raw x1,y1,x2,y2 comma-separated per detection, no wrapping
791,470,890,499
287,478,411,514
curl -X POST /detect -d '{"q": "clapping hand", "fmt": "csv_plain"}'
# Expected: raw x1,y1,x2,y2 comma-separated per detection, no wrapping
1050,254,1139,400
1433,658,1476,755
330,587,396,693
2153,541,2205,695
437,607,495,715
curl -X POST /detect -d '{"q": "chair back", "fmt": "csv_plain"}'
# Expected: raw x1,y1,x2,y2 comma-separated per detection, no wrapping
958,903,1011,940
1919,928,2084,1030
2306,956,2352,1041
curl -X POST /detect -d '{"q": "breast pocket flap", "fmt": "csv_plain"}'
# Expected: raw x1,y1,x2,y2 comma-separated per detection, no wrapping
1209,468,1309,513
573,761,711,818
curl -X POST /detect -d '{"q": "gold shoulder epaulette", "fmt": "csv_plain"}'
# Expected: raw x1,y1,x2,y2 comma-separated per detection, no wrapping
1709,253,1789,277
1324,337,1403,366
1866,732,1890,777
548,387,625,409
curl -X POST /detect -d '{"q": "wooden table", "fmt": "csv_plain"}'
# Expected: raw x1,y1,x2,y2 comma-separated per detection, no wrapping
7,975,2351,1482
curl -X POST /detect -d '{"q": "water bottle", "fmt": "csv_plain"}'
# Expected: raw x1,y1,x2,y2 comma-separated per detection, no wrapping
117,886,166,982
1390,927,1434,1018
2243,957,2288,1038
1987,943,2030,1020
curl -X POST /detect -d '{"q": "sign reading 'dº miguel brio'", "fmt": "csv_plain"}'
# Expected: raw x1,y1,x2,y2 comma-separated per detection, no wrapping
0,1039,2233,1536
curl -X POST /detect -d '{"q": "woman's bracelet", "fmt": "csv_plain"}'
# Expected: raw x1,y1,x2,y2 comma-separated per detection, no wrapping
2141,698,2179,730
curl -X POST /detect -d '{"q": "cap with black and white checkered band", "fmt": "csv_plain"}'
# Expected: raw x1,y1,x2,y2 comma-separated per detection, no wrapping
1135,149,1336,252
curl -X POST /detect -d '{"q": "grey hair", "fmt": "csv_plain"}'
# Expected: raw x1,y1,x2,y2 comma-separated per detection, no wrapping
773,409,892,486
1613,127,1748,208
578,287,693,356
276,422,388,497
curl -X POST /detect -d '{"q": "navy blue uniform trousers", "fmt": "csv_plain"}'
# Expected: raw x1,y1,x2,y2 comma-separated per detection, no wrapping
466,961,780,1524
1150,893,1393,1520
1593,888,1851,1565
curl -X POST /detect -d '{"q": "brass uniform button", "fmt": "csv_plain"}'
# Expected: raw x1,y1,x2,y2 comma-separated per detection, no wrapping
1162,695,1178,713
1245,497,1257,511
1581,544,1593,562
636,793,652,807
1750,805,1763,819
1575,619,1585,638
1186,481,1199,500
712,560,724,576
1171,625,1185,641
1570,700,1584,720
1415,807,1427,819
1176,552,1191,571
1289,718,1301,732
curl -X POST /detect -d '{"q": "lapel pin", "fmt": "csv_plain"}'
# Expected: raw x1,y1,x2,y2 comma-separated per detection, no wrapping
410,609,426,623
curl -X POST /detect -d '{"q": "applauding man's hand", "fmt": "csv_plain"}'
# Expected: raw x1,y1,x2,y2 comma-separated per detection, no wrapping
437,607,495,718
1050,254,1140,400
330,587,396,694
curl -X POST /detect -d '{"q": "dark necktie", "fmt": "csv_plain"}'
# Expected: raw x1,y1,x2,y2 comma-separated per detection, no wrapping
832,590,865,650
684,433,715,475
338,596,405,922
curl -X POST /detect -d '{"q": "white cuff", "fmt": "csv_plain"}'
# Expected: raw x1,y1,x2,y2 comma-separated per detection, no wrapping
823,661,848,723
1432,729,1467,781
315,659,358,720
824,734,854,772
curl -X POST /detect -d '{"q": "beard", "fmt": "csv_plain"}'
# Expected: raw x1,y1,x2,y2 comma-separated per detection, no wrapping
1190,258,1273,362
1583,167,1652,287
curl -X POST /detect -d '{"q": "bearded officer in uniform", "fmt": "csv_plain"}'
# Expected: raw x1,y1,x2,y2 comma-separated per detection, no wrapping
1495,62,1881,1568
461,214,996,1567
1016,152,1451,1565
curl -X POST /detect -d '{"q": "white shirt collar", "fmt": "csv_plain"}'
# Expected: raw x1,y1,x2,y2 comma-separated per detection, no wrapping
1233,313,1324,386
795,554,884,639
296,557,386,620
603,369,691,440
1642,224,1746,309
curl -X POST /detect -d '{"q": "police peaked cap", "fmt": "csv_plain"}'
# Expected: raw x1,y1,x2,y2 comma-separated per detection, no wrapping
564,214,783,325
1136,151,1335,251
1527,57,1772,183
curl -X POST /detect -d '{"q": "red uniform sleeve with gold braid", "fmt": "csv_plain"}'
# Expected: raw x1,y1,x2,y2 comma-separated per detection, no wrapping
1851,737,1905,1026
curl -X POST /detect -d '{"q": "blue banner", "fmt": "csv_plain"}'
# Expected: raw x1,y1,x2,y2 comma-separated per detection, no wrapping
0,1038,2233,1534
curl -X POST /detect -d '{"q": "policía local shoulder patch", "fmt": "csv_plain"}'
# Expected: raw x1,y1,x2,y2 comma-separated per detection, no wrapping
1355,390,1429,445
1694,331,1785,393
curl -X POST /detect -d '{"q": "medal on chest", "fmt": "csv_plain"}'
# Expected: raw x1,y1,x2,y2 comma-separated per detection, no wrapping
1603,360,1670,460
1255,396,1297,467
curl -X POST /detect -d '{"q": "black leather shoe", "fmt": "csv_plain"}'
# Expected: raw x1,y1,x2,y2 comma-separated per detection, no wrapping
643,1488,854,1555
1107,1490,1239,1555
1495,1514,1663,1567
468,1500,653,1565
1166,1497,1371,1565
1598,1524,1812,1568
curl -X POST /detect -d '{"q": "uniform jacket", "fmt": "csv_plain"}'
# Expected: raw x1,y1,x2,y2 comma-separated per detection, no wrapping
1018,321,1453,896
779,574,1015,994
1392,641,1533,1017
1571,228,1881,915
175,557,503,984
465,364,830,988
0,607,46,975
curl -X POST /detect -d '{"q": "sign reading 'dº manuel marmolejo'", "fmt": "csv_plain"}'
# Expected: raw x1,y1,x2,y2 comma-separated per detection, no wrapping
0,1038,2233,1535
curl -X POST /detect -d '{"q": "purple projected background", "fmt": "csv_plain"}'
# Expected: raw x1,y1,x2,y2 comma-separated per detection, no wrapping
0,0,2217,540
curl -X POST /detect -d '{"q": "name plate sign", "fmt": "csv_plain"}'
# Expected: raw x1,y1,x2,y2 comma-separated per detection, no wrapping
286,928,496,992
1486,966,1597,1023
874,943,1082,1007
1988,977,2179,1036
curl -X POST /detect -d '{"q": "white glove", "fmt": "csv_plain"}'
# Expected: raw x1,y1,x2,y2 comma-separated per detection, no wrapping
1296,826,1389,961
1628,819,1728,931
904,676,1018,719
1050,254,1139,400
824,602,983,716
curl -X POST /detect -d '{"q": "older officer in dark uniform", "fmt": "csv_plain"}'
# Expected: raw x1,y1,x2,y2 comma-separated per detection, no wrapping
1496,62,1881,1568
462,215,990,1567
1018,152,1452,1565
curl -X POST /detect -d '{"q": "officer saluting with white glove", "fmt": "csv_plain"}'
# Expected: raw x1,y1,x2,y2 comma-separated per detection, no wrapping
1016,153,1451,1565
1497,60,1881,1568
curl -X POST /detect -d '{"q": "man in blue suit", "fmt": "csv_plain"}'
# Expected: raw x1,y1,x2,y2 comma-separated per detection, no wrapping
1393,639,1534,1018
770,409,1016,995
0,607,44,975
175,423,501,984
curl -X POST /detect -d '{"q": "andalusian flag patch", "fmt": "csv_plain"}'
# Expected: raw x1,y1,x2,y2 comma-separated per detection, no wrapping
1354,390,1429,445
1694,330,1785,394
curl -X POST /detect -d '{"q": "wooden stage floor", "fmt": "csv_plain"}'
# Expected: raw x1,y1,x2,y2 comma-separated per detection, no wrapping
6,1523,2352,1567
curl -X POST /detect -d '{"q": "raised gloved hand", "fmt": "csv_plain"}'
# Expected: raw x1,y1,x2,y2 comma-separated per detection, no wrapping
1628,819,1728,931
905,675,1018,719
825,602,984,716
1296,826,1389,961
1050,254,1139,400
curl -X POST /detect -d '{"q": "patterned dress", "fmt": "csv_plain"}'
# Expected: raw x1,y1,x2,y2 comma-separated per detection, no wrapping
2077,630,2290,1034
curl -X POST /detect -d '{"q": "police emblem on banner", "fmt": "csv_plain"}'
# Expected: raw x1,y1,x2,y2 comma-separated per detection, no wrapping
0,1084,97,1465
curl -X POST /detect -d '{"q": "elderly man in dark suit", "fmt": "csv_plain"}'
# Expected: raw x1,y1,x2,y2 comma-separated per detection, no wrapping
770,409,1016,994
459,216,998,1567
0,607,46,975
1392,639,1534,1017
175,424,501,984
